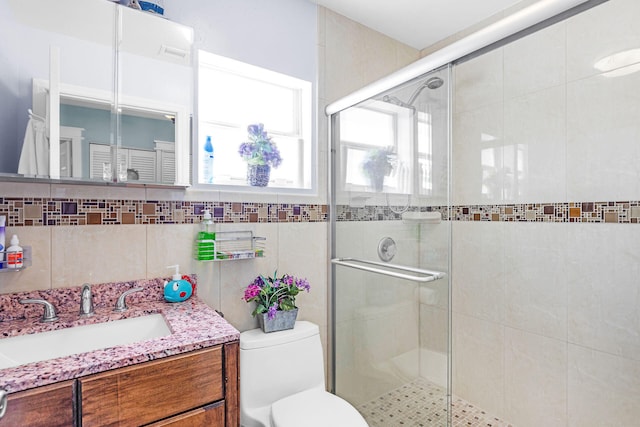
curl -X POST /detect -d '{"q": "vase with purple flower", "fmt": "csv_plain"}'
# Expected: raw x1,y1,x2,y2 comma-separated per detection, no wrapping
242,271,311,333
238,123,282,187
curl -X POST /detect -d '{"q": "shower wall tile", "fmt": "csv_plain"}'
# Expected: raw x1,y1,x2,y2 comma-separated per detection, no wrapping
361,29,404,85
335,320,362,404
452,221,505,323
323,8,418,103
418,220,450,274
277,222,328,330
503,86,566,203
566,68,640,201
504,328,567,427
453,48,503,114
503,20,566,100
568,344,640,427
452,313,505,419
503,222,568,340
419,304,448,354
566,0,640,83
452,101,504,205
566,223,640,361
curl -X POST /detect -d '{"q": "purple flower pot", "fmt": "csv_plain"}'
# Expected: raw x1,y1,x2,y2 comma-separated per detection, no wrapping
247,164,271,187
258,308,298,333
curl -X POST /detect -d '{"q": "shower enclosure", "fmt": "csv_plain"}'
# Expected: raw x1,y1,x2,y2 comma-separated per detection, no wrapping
330,66,452,427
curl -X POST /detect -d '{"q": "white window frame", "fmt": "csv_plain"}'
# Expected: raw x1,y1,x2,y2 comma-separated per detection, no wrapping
195,50,315,194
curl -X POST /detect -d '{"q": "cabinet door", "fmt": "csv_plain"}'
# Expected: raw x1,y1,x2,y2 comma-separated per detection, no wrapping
79,346,223,426
0,380,75,427
145,401,225,427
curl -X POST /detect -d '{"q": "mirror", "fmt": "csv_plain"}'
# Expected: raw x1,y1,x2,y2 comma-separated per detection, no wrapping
0,0,193,186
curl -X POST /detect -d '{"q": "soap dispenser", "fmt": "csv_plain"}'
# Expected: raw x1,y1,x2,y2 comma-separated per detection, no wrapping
163,265,194,303
196,209,215,260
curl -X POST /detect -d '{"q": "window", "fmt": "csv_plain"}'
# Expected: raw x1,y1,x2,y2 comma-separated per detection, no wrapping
197,51,313,191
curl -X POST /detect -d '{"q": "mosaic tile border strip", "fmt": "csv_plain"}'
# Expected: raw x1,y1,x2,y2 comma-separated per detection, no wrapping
2,197,639,226
0,198,327,227
338,201,640,224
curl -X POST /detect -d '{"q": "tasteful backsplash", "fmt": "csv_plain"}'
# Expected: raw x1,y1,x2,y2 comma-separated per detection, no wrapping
3,196,640,226
0,197,328,226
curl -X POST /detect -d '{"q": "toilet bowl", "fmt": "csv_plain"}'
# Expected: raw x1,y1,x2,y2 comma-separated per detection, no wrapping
240,321,368,427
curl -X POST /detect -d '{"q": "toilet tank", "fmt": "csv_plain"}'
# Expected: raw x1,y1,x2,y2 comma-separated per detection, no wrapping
240,321,325,415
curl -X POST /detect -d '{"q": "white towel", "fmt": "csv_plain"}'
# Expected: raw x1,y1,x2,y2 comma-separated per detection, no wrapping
18,118,48,176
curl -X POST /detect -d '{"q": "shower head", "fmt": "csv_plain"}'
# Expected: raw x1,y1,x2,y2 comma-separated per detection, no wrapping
380,76,445,109
425,76,444,90
406,76,444,106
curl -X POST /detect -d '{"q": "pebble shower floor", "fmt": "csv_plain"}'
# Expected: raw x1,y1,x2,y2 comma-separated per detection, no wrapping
356,378,513,427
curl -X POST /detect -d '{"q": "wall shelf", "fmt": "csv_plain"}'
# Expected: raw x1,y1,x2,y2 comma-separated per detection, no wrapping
194,231,265,261
0,246,32,272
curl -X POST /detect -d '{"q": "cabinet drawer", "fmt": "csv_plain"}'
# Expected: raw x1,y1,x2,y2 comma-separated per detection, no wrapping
79,346,223,426
0,380,75,427
145,401,225,427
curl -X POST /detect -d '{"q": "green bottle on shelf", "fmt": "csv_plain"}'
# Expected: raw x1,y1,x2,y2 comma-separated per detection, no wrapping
196,209,215,260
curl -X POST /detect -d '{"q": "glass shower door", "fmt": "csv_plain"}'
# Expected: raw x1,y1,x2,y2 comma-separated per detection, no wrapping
330,66,451,427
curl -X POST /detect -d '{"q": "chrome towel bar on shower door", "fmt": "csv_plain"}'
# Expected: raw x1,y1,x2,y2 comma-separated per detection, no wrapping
331,258,446,283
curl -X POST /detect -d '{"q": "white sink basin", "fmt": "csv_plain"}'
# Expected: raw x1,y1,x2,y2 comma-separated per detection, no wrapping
0,314,171,369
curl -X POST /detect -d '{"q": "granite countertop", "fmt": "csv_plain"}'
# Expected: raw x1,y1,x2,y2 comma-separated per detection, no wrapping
0,276,240,394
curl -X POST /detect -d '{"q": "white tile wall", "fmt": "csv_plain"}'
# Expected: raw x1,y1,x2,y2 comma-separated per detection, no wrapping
503,222,568,340
452,221,505,323
568,344,640,426
452,1,640,425
504,328,568,427
503,86,566,203
452,312,505,417
566,224,640,361
566,68,640,201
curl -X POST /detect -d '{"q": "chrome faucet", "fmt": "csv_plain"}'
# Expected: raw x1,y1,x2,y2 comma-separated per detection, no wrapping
79,283,94,317
19,298,59,323
113,287,144,312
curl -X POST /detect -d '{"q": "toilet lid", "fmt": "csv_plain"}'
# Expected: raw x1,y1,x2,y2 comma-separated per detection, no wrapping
271,389,368,427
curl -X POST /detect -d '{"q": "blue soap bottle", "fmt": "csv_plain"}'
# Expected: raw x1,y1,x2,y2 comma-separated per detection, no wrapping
163,265,194,303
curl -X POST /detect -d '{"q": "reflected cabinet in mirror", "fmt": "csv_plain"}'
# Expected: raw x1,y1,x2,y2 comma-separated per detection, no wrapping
0,0,193,186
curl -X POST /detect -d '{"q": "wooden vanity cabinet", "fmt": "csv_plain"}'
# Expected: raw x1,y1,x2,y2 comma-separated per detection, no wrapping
79,341,239,427
0,380,75,427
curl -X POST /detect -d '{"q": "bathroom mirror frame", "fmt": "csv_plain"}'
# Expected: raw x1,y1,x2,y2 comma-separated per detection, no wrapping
0,0,193,187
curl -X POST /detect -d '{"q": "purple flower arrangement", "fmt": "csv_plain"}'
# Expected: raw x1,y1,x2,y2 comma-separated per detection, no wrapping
238,123,283,168
243,271,311,319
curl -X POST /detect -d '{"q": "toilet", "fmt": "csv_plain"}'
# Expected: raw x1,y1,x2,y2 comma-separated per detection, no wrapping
240,321,369,427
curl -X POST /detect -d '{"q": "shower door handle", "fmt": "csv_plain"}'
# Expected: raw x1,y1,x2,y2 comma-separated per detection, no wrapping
331,257,445,283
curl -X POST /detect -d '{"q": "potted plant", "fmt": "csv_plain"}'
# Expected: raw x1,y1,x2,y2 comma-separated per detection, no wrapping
242,271,311,333
362,147,394,191
238,123,283,187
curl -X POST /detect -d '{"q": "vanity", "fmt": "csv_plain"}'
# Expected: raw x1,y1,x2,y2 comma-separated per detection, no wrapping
0,278,240,426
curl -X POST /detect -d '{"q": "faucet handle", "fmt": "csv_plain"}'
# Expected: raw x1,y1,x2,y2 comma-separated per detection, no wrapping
113,287,144,312
20,298,59,323
80,283,94,317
